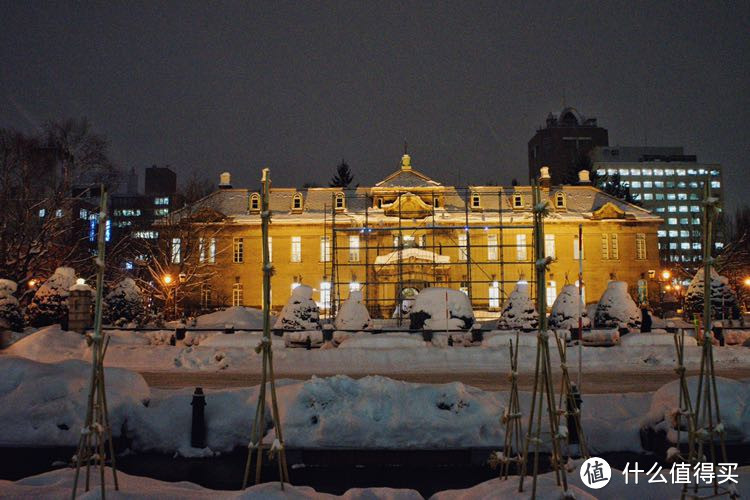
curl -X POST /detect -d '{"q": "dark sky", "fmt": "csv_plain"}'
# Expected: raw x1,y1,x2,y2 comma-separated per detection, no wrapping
1,2,748,212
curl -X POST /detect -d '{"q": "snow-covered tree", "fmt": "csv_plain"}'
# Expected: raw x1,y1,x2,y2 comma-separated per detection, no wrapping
104,277,145,326
25,267,78,327
548,284,591,330
274,285,321,330
498,282,538,330
0,279,24,331
594,281,641,329
408,287,475,330
684,267,740,320
334,290,372,330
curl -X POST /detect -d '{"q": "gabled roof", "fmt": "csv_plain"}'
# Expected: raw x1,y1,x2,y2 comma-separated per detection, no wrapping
375,154,441,188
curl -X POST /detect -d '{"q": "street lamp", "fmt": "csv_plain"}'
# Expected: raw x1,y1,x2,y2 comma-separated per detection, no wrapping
661,269,671,281
162,274,176,319
163,274,173,285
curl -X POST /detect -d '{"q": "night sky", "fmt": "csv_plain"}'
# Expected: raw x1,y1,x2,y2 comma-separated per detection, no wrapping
1,2,748,212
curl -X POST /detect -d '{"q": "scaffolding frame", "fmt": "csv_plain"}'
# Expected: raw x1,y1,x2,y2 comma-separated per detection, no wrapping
324,188,537,321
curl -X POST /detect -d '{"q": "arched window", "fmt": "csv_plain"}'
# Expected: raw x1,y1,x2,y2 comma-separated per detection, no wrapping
292,192,303,211
249,193,260,211
471,192,481,209
335,192,345,210
513,193,523,209
554,191,566,209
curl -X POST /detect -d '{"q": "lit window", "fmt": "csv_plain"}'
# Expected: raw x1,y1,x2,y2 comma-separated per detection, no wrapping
134,230,158,239
250,193,260,211
668,218,677,225
516,234,527,260
692,242,702,250
233,237,244,263
643,193,653,200
171,238,181,263
689,182,699,188
678,193,687,200
155,208,169,216
653,169,664,176
668,206,677,212
631,181,642,188
657,230,666,237
666,181,675,188
335,192,345,210
633,194,641,201
711,181,720,188
676,169,686,176
154,197,169,205
680,242,690,250
573,235,584,260
636,233,646,260
669,230,678,237
630,169,641,175
487,234,498,260
680,218,689,224
665,169,675,176
79,209,88,219
546,281,557,306
655,194,665,200
677,181,687,188
232,283,243,306
489,282,500,309
38,209,46,217
319,281,331,310
692,218,700,225
669,243,677,249
643,181,653,188
458,233,468,261
619,169,629,176
642,169,653,175
597,169,606,176
267,236,272,262
545,234,555,259
690,206,700,213
687,169,697,175
349,235,360,262
679,206,688,213
711,170,720,177
655,207,665,212
654,181,664,188
667,194,676,201
680,230,689,237
291,236,302,262
555,191,566,209
607,169,617,176
320,236,330,262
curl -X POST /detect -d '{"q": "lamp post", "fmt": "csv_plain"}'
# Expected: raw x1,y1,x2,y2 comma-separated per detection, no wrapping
162,274,175,319
659,269,671,318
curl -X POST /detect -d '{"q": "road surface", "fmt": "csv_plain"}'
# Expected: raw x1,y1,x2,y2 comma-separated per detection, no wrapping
139,368,750,394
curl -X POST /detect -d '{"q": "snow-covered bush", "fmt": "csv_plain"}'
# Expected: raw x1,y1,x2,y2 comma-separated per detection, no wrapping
0,279,24,332
594,281,641,329
408,287,474,330
25,267,77,327
274,285,320,330
548,284,591,330
334,291,372,330
497,282,538,331
684,267,740,320
104,278,145,326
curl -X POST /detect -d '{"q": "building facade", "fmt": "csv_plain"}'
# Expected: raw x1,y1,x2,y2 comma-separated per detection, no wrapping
528,107,609,185
591,146,722,269
166,155,661,317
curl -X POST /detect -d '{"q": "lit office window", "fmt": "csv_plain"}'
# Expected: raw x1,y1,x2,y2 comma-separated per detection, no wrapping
487,234,498,260
546,281,558,306
320,236,330,262
458,233,468,261
349,235,360,262
545,234,555,259
291,236,302,262
489,282,500,309
516,234,527,260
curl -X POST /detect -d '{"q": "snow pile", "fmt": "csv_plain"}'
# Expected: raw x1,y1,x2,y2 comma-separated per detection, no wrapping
0,467,423,499
685,267,740,320
283,330,325,348
0,356,149,446
195,306,268,330
548,284,590,330
277,375,504,448
432,470,596,499
581,328,620,345
644,376,750,444
483,330,565,348
25,267,78,327
199,331,284,349
334,291,373,330
337,332,426,349
620,332,697,347
4,325,87,362
274,285,320,330
127,386,269,455
409,287,474,330
594,281,641,330
497,282,538,330
0,278,23,331
104,277,145,326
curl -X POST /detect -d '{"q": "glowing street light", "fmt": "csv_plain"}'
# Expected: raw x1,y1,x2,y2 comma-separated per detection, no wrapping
661,270,671,281
744,277,750,288
163,274,173,285
27,279,38,288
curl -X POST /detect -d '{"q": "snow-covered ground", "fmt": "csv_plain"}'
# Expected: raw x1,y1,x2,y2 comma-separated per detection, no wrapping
2,463,749,499
6,354,747,456
4,324,749,376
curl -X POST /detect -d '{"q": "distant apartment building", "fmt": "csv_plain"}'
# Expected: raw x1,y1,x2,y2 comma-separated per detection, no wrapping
528,107,609,185
591,146,723,269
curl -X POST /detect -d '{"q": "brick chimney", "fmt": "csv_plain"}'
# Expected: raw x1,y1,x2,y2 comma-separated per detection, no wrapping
539,166,551,189
578,170,591,184
219,172,232,189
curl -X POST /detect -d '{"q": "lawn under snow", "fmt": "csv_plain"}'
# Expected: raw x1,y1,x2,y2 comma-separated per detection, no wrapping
7,355,749,456
4,324,749,376
2,463,750,499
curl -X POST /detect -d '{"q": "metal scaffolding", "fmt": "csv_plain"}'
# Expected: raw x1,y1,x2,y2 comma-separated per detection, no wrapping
324,187,536,321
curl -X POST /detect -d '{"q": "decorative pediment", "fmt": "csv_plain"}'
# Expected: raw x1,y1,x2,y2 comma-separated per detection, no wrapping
591,202,626,220
374,248,451,265
382,192,433,218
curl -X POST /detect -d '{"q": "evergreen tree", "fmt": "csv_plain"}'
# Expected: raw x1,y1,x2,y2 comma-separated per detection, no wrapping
684,267,740,320
0,279,24,332
329,159,354,188
103,277,145,326
25,267,77,327
591,170,640,205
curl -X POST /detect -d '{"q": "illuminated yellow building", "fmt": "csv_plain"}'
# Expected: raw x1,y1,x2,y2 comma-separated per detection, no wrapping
170,155,662,317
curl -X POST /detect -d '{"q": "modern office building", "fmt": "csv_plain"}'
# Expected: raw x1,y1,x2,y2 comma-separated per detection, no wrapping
591,146,722,269
528,107,609,185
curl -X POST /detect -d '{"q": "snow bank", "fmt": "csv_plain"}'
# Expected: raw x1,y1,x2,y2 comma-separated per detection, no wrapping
582,328,620,346
483,331,564,348
644,376,750,444
620,332,697,347
408,287,474,330
200,332,285,349
0,356,149,446
274,285,320,330
276,375,504,448
0,467,423,499
337,332,426,349
594,281,641,330
334,291,373,330
4,325,87,362
195,306,269,330
548,284,591,330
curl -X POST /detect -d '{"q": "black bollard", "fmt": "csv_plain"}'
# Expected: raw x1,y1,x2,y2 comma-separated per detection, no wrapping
175,327,186,341
448,335,454,347
191,387,207,448
305,335,312,350
567,384,583,446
